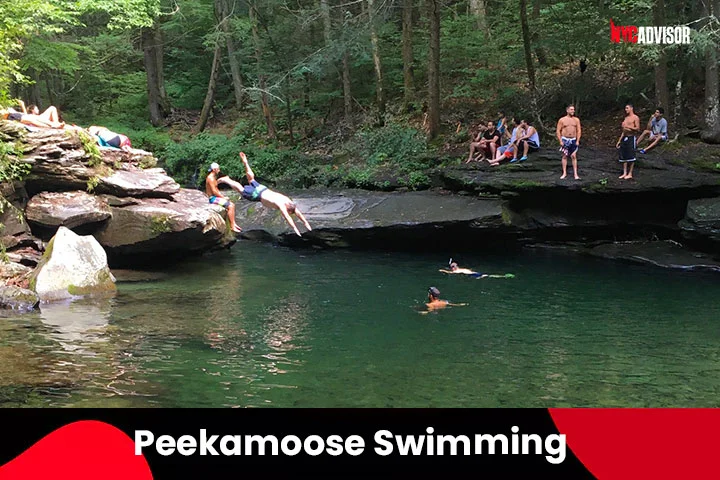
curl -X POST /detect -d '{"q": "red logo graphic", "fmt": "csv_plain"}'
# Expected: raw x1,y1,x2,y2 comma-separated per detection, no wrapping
0,421,153,480
610,19,638,43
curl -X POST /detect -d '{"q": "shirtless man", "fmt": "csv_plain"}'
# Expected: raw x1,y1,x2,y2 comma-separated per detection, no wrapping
421,287,467,314
205,162,243,233
556,105,582,180
616,104,641,180
439,261,488,278
220,152,312,237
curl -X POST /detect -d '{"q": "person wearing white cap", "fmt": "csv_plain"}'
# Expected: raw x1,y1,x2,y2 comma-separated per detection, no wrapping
205,162,243,233
217,152,312,237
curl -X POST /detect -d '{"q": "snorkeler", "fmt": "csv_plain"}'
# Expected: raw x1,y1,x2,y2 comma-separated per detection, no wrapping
439,259,515,279
420,287,467,314
439,260,488,278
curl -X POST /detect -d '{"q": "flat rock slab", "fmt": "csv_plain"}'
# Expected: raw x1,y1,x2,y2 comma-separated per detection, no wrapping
100,168,180,198
588,241,720,272
235,190,505,240
438,146,720,195
26,191,111,229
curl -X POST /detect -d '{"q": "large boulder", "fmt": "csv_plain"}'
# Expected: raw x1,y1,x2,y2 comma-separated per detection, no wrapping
0,286,39,311
26,191,111,230
93,188,232,259
679,197,720,247
29,226,116,302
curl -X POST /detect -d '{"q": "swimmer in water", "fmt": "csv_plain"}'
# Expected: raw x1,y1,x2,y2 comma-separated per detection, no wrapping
439,261,489,278
420,287,467,314
439,259,515,279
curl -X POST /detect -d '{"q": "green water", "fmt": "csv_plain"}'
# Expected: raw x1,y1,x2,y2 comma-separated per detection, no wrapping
1,243,719,408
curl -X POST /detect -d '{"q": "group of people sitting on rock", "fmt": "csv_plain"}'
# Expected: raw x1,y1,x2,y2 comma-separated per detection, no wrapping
1,101,133,152
466,112,541,165
466,104,670,181
205,151,312,237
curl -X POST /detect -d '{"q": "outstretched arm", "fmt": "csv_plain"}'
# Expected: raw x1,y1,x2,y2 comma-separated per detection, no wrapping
279,206,302,236
239,152,255,183
293,208,312,231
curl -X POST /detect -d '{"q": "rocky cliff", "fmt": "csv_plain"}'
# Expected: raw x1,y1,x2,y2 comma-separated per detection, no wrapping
0,120,235,274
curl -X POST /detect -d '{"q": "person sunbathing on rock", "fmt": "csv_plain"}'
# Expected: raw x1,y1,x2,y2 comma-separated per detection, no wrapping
218,152,312,237
1,100,65,129
87,126,132,152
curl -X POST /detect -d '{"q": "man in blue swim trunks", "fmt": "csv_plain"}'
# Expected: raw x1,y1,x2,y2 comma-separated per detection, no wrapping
616,104,640,180
556,104,582,180
219,152,312,236
205,162,243,233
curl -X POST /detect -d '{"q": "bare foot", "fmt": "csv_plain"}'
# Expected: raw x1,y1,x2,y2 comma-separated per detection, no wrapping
619,174,627,179
574,175,581,180
560,174,567,179
232,226,243,233
625,175,633,180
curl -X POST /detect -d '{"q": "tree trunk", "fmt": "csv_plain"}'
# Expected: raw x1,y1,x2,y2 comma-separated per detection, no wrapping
153,24,170,113
320,0,331,45
27,69,41,107
469,0,489,38
367,0,385,119
342,51,352,118
220,0,246,109
531,0,547,66
196,41,223,133
519,0,536,91
250,3,276,139
142,26,166,126
701,0,720,143
402,0,415,109
426,0,440,139
653,0,670,110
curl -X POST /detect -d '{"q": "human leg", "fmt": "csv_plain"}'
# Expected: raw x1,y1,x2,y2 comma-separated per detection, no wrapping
240,152,255,182
39,106,59,123
643,135,662,152
572,152,580,180
560,154,568,179
227,202,242,233
626,161,635,179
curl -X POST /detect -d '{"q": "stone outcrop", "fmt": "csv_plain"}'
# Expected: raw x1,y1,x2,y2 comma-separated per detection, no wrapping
94,189,229,258
0,285,39,311
26,191,111,229
679,197,720,248
30,226,116,302
1,121,233,267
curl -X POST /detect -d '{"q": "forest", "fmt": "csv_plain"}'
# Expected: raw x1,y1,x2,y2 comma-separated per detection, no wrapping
1,0,719,189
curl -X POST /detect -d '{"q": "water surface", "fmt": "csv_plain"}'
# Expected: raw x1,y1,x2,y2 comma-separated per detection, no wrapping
1,243,719,407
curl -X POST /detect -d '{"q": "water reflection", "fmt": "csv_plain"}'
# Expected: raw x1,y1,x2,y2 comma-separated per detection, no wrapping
39,299,112,354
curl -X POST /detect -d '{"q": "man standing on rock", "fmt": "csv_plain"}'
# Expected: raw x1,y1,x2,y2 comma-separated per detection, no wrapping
616,104,641,180
206,162,243,233
556,104,582,180
219,152,312,237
